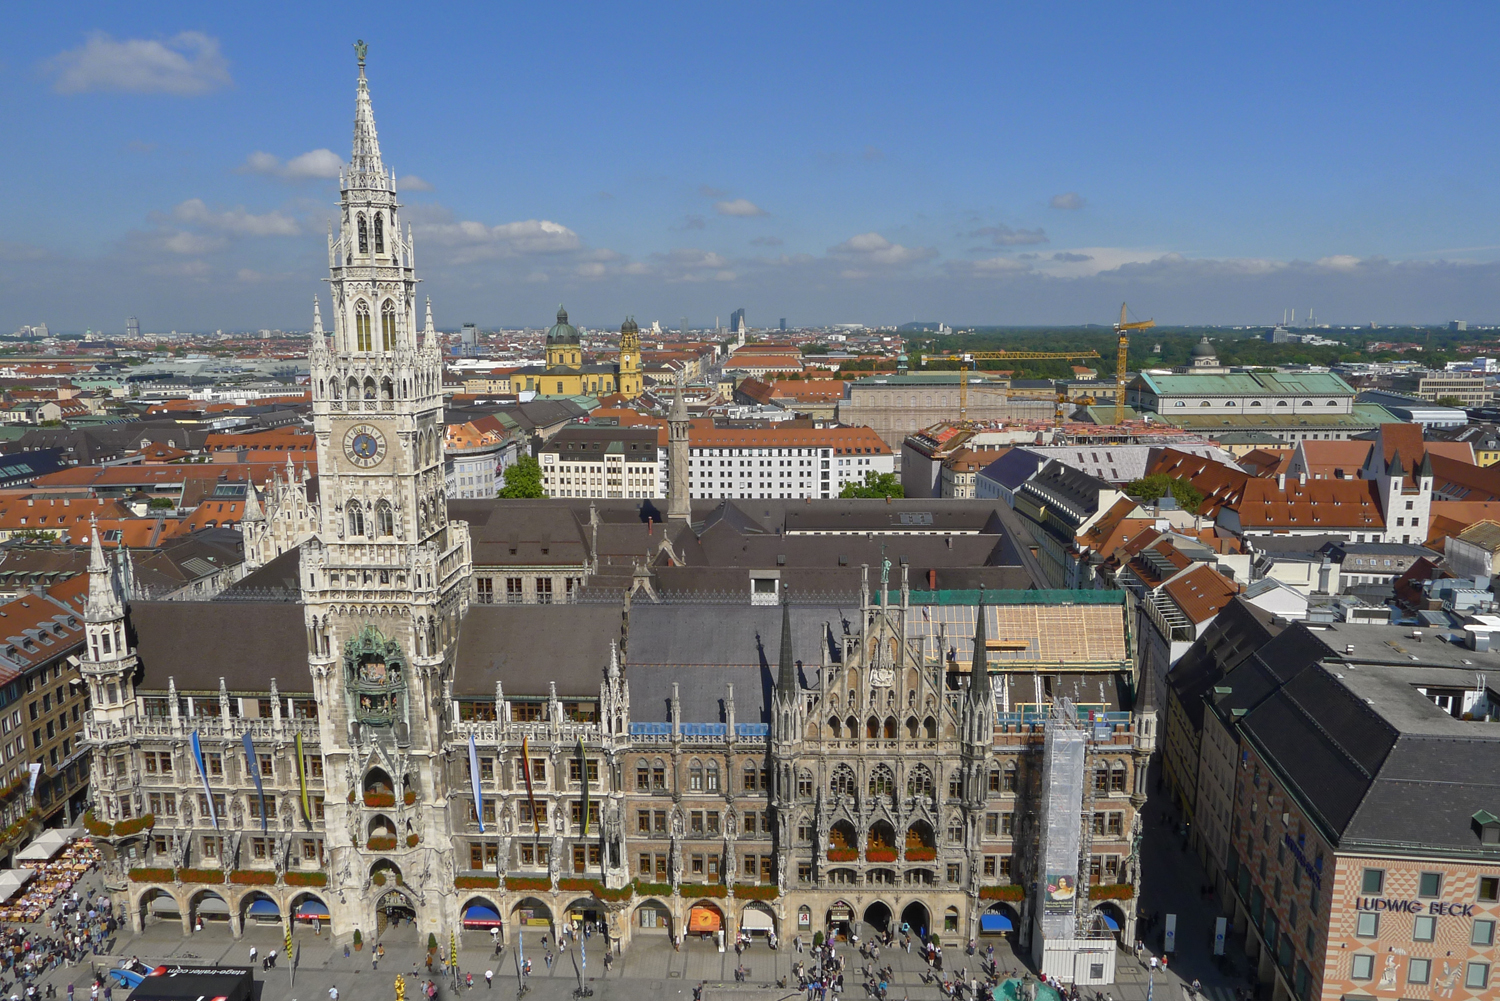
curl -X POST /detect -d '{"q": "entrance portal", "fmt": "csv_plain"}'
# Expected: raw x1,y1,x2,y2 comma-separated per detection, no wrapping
863,902,892,936
900,902,931,940
376,889,417,938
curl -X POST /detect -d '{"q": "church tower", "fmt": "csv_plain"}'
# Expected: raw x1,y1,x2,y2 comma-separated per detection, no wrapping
302,42,472,937
667,375,691,522
77,520,138,730
617,317,643,400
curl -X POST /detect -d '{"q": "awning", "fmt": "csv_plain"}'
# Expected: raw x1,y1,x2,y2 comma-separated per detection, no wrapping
740,907,774,931
1099,912,1120,931
688,907,722,934
0,869,34,903
296,900,331,918
150,897,181,914
15,829,75,863
196,896,229,915
246,899,280,916
980,913,1013,933
463,905,503,929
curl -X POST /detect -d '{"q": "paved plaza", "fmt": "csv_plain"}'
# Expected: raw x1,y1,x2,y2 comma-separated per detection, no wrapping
21,763,1262,1001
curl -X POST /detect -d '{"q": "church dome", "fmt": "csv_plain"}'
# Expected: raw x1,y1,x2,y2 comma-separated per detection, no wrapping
1191,336,1216,358
620,317,638,336
546,305,581,345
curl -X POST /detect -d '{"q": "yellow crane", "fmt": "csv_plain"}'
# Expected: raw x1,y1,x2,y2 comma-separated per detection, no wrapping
1113,303,1156,425
921,348,1103,420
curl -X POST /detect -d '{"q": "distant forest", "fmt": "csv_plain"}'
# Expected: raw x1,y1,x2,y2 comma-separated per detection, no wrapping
904,326,1499,380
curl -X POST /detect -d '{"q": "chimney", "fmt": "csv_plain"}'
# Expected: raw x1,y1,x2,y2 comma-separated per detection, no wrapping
928,568,937,589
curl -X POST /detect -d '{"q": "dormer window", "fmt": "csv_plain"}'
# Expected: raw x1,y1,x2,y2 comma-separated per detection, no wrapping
1475,810,1500,845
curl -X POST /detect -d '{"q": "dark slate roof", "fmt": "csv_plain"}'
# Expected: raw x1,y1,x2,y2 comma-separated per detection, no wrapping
1224,620,1500,857
452,602,622,697
129,600,311,694
1168,597,1282,729
1017,460,1113,521
218,546,302,600
628,664,771,725
625,601,846,681
978,449,1047,491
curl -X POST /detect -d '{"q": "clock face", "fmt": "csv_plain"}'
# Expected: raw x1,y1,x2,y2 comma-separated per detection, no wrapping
343,424,387,468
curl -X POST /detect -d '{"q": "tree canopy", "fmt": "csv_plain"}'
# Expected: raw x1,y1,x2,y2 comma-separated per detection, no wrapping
1124,473,1204,514
839,471,904,499
497,455,546,498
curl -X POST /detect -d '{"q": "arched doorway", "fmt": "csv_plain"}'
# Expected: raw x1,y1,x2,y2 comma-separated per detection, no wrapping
138,888,178,927
241,892,280,928
375,888,417,939
863,901,892,936
900,902,930,940
1090,903,1126,942
290,893,331,927
741,902,776,939
189,889,229,928
462,896,503,933
826,900,854,942
511,897,554,941
364,766,395,806
564,897,606,937
980,903,1019,941
634,898,672,937
687,900,724,943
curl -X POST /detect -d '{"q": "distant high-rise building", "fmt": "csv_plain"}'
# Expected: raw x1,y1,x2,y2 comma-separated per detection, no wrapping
729,307,746,332
680,316,689,337
779,317,787,331
1451,320,1468,332
127,316,140,339
460,323,479,356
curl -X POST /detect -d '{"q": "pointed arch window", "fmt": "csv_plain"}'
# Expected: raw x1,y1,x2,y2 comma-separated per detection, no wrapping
376,500,394,537
357,214,368,255
373,212,384,255
868,764,895,801
831,763,857,799
381,300,396,352
355,301,372,352
347,501,365,539
907,764,934,799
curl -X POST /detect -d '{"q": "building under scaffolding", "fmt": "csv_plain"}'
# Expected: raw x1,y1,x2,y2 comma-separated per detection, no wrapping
1032,700,1122,985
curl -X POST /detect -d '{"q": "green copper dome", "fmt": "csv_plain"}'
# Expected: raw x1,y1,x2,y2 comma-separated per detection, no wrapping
546,304,581,345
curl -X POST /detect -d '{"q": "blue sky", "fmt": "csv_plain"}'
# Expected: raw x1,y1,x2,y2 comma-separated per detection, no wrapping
4,2,1500,332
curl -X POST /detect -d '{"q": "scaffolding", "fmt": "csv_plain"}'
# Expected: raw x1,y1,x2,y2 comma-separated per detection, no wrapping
1032,700,1118,985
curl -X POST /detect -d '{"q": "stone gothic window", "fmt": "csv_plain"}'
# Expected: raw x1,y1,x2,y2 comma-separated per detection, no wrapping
357,214,368,255
355,301,372,352
347,501,366,539
376,500,394,537
907,764,934,799
374,212,384,255
831,763,857,799
381,300,396,351
868,764,895,801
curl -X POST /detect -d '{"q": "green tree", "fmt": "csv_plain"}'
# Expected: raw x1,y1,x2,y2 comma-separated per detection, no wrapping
1437,396,1464,407
497,455,546,498
840,471,904,499
1124,473,1204,514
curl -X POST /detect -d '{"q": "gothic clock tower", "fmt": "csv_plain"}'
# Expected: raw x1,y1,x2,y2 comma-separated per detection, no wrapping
302,42,472,937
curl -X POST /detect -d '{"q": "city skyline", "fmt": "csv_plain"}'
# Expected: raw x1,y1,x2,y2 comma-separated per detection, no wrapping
5,3,1500,330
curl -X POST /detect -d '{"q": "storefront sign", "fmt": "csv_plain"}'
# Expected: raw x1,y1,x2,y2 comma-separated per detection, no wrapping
1356,897,1475,917
1282,833,1322,891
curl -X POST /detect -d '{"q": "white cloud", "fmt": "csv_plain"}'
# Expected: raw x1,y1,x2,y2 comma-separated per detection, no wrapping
715,198,768,217
239,149,343,181
45,31,231,95
1050,192,1086,210
170,198,300,237
830,232,937,266
750,236,784,247
1317,255,1363,270
963,256,1032,275
416,216,582,261
969,223,1048,246
396,174,433,192
162,231,225,255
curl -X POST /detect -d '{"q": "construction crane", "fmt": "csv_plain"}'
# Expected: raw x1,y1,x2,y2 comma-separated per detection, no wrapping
1113,303,1156,425
921,349,1103,421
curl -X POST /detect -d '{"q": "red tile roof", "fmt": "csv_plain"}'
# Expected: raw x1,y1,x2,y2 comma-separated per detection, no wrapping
1161,564,1240,623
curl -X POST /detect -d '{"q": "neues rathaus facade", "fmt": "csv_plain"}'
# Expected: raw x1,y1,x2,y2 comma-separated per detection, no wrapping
79,49,1151,955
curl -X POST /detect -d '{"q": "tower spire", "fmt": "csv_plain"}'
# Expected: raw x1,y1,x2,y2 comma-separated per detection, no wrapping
312,296,324,336
349,40,386,189
969,586,991,700
777,586,797,694
667,370,691,523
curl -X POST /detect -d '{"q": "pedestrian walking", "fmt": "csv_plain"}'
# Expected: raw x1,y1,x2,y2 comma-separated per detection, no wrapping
483,970,492,989
249,948,257,965
329,989,339,1001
